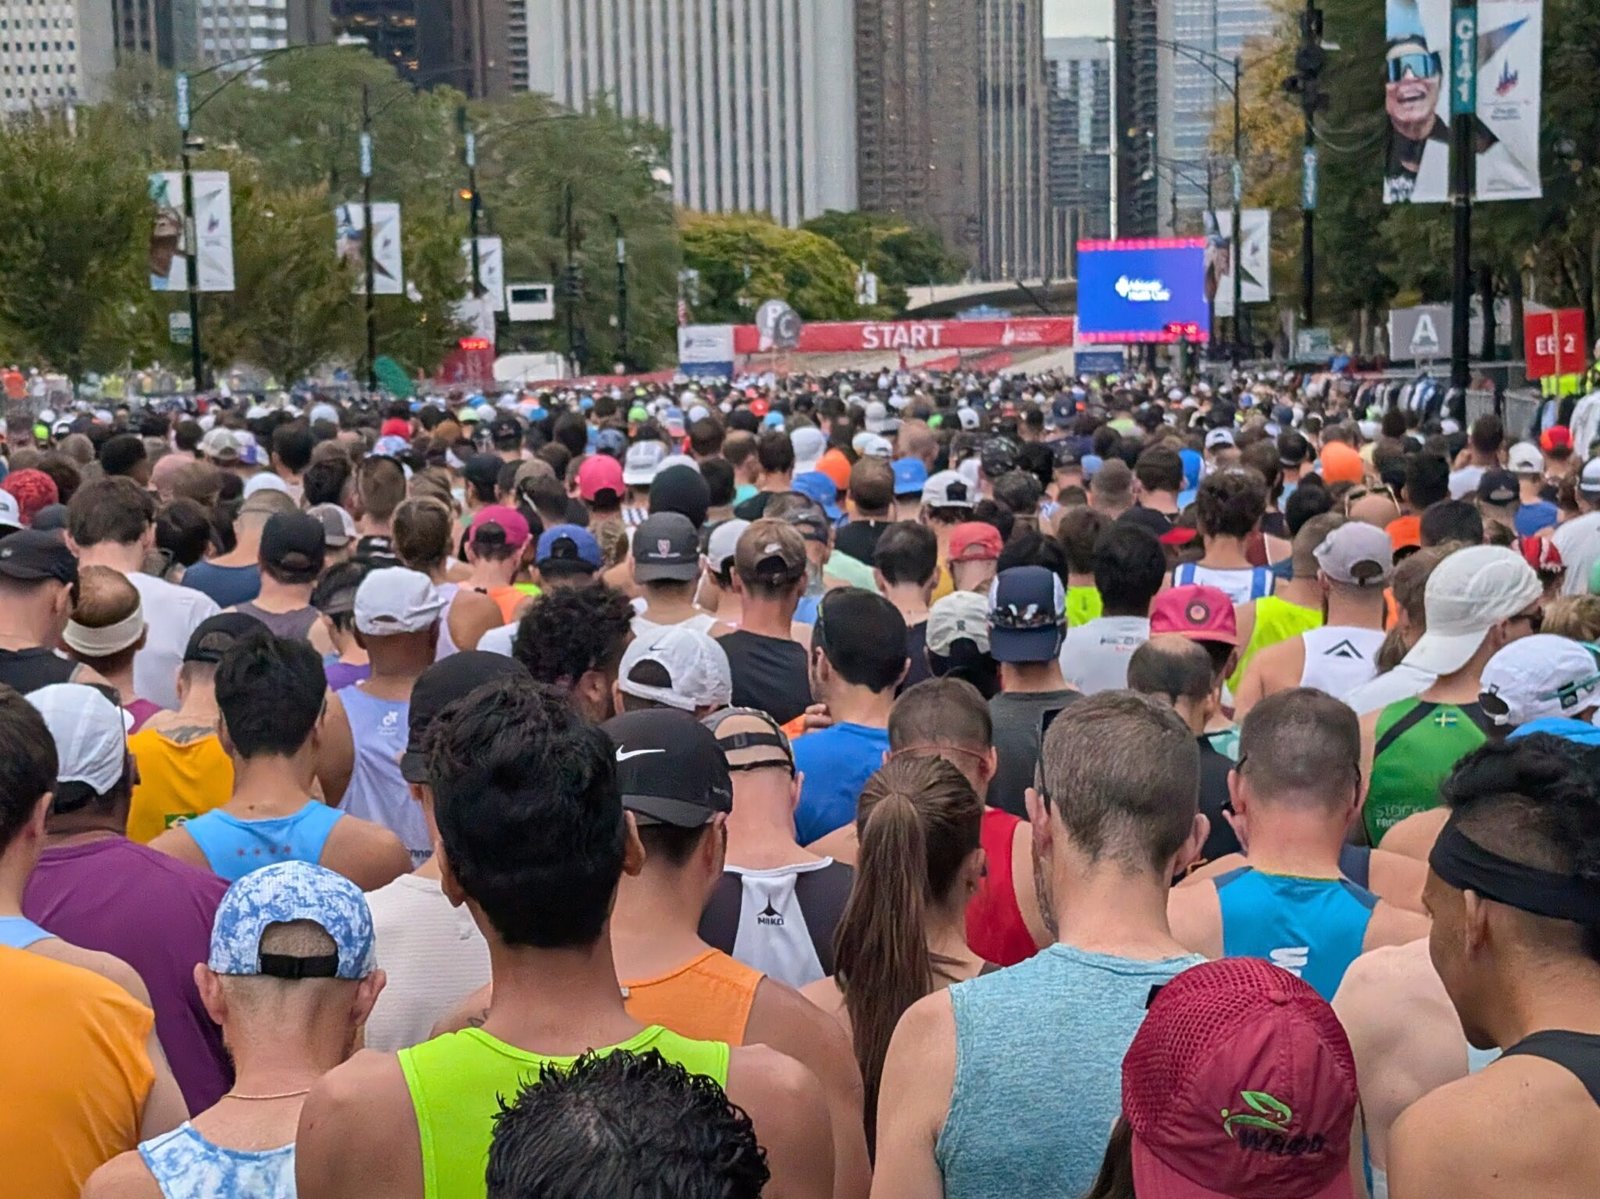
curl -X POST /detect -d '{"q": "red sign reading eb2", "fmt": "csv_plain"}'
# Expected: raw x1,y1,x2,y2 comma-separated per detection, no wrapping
1525,309,1587,380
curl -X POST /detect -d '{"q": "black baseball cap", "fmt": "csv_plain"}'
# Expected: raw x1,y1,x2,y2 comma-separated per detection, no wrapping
489,415,522,448
632,512,700,582
1277,429,1311,467
260,511,327,577
401,651,530,783
648,465,711,530
601,709,733,828
463,453,503,490
184,612,269,664
980,436,1020,479
0,529,77,585
1477,469,1519,507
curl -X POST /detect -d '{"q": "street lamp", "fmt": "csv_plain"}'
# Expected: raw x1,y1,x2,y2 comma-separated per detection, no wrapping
1150,156,1222,351
1154,38,1245,369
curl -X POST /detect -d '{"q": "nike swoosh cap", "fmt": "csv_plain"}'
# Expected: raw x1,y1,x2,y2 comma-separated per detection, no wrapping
601,708,733,828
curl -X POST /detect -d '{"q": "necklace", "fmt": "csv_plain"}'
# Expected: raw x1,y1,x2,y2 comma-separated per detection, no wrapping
221,1087,312,1102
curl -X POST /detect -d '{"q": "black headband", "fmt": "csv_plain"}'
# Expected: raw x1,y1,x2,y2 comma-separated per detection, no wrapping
717,730,794,774
1430,820,1600,924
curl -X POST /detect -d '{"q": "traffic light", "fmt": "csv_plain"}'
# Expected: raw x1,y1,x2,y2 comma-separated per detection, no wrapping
1283,2,1330,113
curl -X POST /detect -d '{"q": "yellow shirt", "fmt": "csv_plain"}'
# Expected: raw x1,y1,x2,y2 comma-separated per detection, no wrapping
0,947,154,1198
126,727,234,844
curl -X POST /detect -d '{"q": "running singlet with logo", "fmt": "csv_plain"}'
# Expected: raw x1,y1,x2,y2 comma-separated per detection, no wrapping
1172,561,1277,605
699,859,854,988
1366,700,1493,844
399,1026,729,1199
139,1122,295,1199
181,802,343,883
339,686,428,864
1228,595,1321,692
1214,867,1378,1001
1298,625,1385,703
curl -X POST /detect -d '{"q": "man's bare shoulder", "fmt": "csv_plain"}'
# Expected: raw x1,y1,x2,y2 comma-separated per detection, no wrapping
31,939,152,1006
297,1048,419,1199
1334,939,1437,1022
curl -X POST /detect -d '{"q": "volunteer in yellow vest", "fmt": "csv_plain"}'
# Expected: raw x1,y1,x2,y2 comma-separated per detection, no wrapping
295,675,836,1199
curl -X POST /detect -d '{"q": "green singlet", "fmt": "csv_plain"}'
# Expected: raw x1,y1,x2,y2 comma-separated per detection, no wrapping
1067,585,1103,627
1228,595,1321,693
1366,699,1494,845
399,1025,731,1199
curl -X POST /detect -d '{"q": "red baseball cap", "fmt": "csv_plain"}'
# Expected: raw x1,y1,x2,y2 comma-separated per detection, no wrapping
576,453,625,502
1541,425,1574,454
949,522,1003,562
1519,534,1564,577
1123,958,1358,1199
1150,584,1238,645
468,504,530,549
380,417,412,440
749,398,770,418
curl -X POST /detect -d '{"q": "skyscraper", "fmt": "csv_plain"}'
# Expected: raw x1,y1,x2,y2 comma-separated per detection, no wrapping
854,0,982,268
1114,0,1162,237
978,0,1060,279
1044,36,1112,248
525,0,856,227
331,0,510,97
0,0,115,112
1168,0,1268,219
195,0,330,62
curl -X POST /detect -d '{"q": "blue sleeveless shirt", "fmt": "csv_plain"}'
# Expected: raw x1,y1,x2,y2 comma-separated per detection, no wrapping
1215,866,1377,1000
183,802,343,883
140,1122,295,1199
0,914,52,949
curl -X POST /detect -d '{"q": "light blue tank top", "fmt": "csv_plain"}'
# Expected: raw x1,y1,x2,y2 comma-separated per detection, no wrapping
0,914,51,949
183,802,343,883
1215,867,1378,1001
936,942,1206,1199
338,685,428,865
140,1121,296,1199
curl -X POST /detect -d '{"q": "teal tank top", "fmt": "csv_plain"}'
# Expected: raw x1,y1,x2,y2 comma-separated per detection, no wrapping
183,802,344,883
936,943,1205,1199
1215,867,1378,1000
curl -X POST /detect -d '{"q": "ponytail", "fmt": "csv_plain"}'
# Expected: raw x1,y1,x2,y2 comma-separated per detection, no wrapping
832,754,981,1154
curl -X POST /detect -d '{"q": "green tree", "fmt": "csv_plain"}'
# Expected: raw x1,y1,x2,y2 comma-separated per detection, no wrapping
681,212,858,323
0,109,150,381
801,210,966,313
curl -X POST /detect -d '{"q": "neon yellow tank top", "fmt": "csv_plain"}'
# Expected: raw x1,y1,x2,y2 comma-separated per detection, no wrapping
399,1025,731,1199
1228,595,1322,692
1066,585,1103,627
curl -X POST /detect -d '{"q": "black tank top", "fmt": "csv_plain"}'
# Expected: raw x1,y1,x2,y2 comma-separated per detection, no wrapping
0,646,78,695
1501,1030,1600,1106
1337,843,1371,890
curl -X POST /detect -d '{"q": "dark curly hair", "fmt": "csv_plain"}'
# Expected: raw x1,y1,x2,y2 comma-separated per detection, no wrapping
1195,468,1268,539
486,1050,770,1199
511,582,635,689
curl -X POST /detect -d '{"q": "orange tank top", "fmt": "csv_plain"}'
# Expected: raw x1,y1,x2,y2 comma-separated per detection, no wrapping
0,946,154,1198
623,948,762,1045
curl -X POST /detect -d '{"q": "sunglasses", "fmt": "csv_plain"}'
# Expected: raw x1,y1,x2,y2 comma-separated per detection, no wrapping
1386,51,1441,82
1509,608,1545,634
1343,484,1397,514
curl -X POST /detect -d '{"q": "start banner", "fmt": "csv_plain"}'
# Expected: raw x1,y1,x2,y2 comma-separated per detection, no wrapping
729,316,1074,355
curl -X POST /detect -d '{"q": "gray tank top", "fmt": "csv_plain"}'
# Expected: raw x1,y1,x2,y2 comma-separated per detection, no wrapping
935,943,1205,1198
235,601,320,642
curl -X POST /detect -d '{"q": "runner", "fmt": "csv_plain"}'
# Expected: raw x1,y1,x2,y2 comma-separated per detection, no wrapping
310,560,372,691
510,580,635,722
1171,469,1277,603
1167,689,1428,999
0,685,186,1194
872,692,1208,1198
0,528,99,694
631,512,718,638
731,430,795,520
944,521,1003,596
871,521,937,690
67,476,220,710
391,497,502,656
793,588,906,844
802,756,986,1151
364,651,527,1053
1227,511,1339,693
1388,739,1600,1198
919,471,977,599
463,505,533,623
1058,522,1162,694
150,633,410,890
1360,546,1542,844
183,489,294,607
924,589,1000,698
63,566,161,730
84,861,384,1199
23,682,232,1114
228,509,331,646
485,1052,771,1199
716,520,814,723
295,677,836,1199
699,708,854,987
1054,505,1108,625
835,457,896,567
985,565,1079,818
125,613,259,842
1234,520,1393,714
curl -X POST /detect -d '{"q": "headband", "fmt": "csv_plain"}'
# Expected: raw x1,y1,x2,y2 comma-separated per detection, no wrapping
1430,819,1600,924
61,605,145,657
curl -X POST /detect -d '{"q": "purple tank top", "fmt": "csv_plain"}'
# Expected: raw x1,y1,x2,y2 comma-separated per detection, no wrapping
23,836,233,1111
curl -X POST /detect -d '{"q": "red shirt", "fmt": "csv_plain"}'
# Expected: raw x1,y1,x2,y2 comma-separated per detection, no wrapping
965,808,1040,967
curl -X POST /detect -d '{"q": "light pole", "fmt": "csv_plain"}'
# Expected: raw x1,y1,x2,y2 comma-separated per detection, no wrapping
360,83,378,395
1149,155,1219,352
612,215,628,373
1448,1,1477,391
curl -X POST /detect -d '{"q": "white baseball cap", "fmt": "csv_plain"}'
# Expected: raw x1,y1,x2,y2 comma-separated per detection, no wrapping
243,471,290,498
28,683,128,796
1579,457,1600,498
1402,546,1543,677
856,433,894,459
791,427,827,473
617,626,732,712
1479,635,1600,727
956,407,980,431
354,567,447,636
1205,427,1236,450
865,399,899,434
921,469,976,509
656,453,701,476
0,490,21,532
623,440,667,487
926,590,992,656
707,519,751,574
1507,443,1545,475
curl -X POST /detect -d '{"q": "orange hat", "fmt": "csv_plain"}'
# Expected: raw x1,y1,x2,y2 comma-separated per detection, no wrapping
1319,443,1365,486
817,447,852,492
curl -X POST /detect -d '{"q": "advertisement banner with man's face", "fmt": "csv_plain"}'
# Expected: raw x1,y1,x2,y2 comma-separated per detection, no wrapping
148,171,235,292
1205,209,1271,318
1383,0,1542,204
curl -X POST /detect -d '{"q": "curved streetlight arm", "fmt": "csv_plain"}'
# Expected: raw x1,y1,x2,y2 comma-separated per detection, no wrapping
1154,38,1240,97
181,43,322,127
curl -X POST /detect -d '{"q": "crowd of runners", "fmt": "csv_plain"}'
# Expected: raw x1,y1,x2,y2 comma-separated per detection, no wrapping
2,365,1599,1198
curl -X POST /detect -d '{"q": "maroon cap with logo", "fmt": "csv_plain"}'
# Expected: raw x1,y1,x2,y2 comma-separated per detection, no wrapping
1122,958,1357,1199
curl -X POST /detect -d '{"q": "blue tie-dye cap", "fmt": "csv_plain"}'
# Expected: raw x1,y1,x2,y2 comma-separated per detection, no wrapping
209,860,376,980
